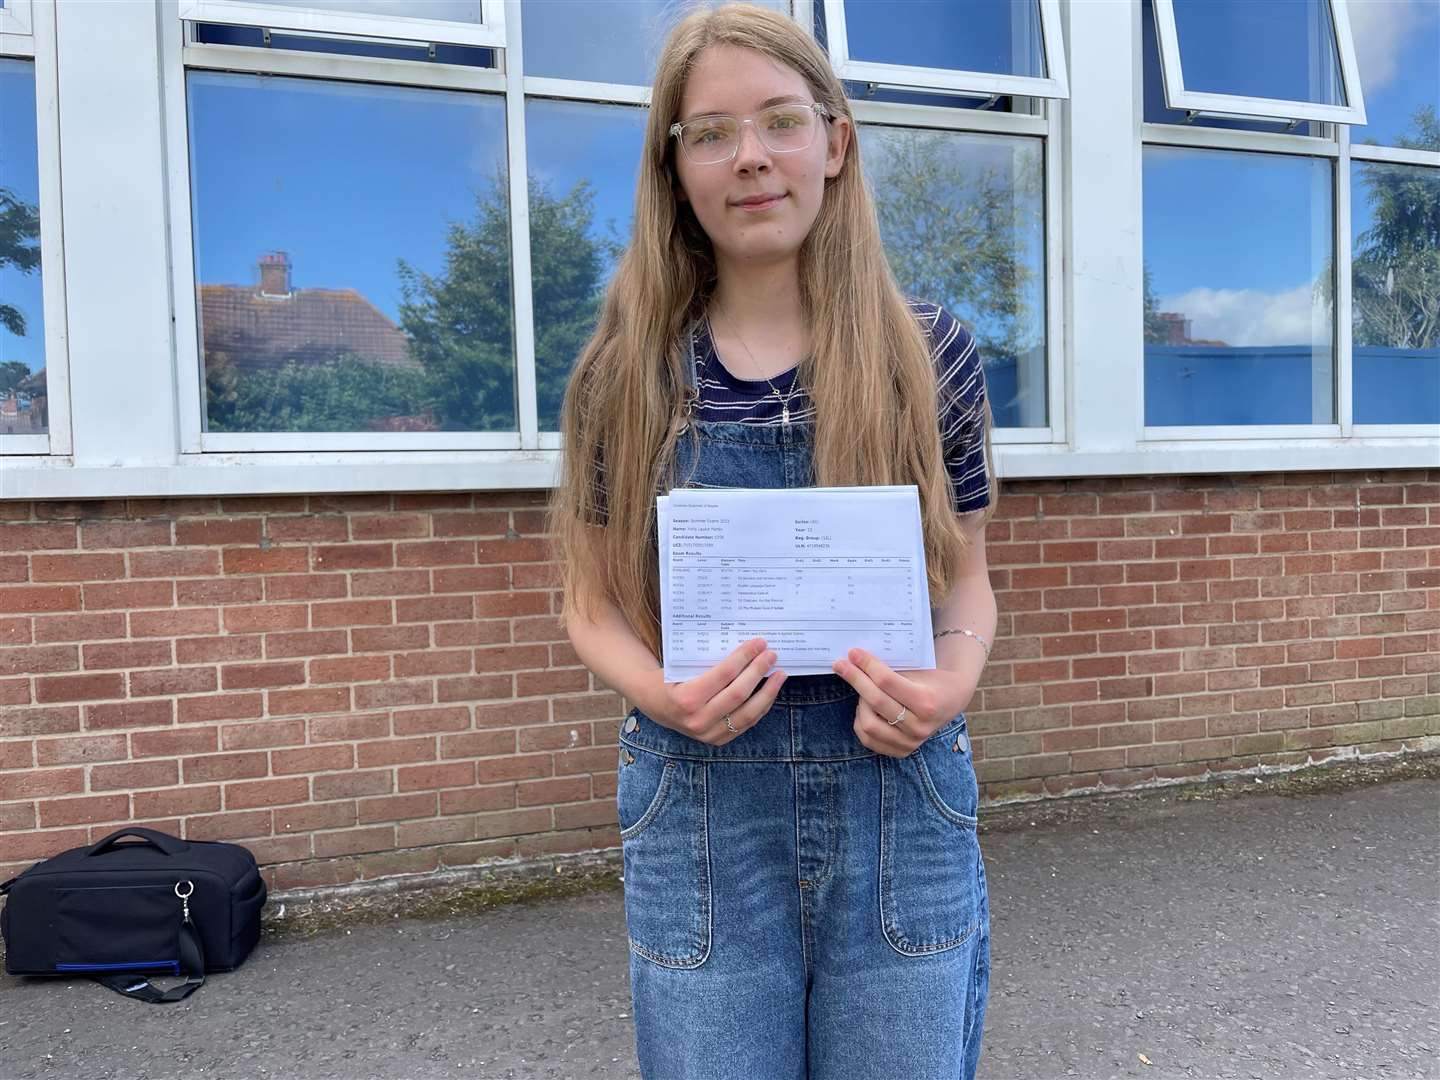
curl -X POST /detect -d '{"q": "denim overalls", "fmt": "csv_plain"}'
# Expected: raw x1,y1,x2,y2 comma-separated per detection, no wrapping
616,330,991,1079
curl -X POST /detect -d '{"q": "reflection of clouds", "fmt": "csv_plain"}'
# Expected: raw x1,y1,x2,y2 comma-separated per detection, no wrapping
1347,0,1436,93
1160,285,1326,347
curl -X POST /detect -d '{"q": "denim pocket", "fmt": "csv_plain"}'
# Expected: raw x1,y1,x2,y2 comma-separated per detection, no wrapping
617,745,712,969
878,718,983,956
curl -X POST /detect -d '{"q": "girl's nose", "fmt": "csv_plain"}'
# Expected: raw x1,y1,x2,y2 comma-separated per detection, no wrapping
732,120,772,172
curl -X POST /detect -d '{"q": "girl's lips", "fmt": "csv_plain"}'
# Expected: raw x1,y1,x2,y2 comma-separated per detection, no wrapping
732,193,785,212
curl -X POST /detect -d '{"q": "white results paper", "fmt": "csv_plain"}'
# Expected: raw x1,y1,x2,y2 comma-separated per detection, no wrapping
658,486,935,682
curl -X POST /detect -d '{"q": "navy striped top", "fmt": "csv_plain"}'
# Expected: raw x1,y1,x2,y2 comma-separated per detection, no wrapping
688,300,991,513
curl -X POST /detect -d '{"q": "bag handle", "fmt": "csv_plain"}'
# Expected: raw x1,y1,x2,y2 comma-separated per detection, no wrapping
85,827,188,859
91,914,205,1005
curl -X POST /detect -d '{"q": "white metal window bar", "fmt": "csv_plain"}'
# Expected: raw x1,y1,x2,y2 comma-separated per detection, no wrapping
176,0,506,50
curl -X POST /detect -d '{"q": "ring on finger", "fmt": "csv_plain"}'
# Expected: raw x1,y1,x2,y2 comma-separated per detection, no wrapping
723,714,738,734
888,707,907,727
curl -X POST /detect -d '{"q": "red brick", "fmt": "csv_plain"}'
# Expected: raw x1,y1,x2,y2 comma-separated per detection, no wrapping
271,745,356,775
39,794,131,827
85,699,174,730
225,777,310,810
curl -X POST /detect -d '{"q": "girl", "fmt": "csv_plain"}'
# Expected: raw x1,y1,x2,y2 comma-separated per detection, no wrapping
553,5,997,1077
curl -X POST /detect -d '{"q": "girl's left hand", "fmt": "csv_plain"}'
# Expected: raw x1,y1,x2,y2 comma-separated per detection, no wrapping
832,647,972,758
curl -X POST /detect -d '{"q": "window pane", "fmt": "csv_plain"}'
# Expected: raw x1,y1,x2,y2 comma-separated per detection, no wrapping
1142,0,1323,135
1171,0,1346,106
239,0,482,22
525,99,645,431
188,73,514,434
1352,161,1440,424
1348,0,1440,150
865,127,1047,428
843,0,1044,77
522,0,786,86
1144,147,1334,426
0,59,47,438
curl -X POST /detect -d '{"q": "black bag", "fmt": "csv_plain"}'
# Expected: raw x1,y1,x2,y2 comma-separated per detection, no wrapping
0,826,266,1003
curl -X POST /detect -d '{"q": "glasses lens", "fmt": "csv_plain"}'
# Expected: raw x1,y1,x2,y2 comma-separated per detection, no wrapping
757,105,817,153
683,116,739,163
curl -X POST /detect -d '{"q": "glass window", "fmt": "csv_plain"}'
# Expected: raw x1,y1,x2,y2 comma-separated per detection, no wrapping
842,0,1044,79
1150,0,1364,125
865,126,1047,428
1142,0,1323,135
1173,0,1345,105
522,0,786,87
187,73,513,433
1348,0,1440,149
1352,161,1440,425
1143,147,1334,426
0,58,47,439
524,99,646,430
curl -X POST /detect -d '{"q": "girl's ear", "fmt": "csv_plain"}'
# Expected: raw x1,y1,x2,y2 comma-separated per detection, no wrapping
823,114,852,180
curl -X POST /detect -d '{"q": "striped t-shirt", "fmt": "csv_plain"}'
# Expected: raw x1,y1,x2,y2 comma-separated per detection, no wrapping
689,300,991,513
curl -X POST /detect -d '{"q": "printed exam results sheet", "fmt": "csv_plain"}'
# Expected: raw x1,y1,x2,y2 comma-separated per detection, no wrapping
658,486,935,682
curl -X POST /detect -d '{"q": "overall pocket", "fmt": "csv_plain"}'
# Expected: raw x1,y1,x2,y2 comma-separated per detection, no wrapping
878,718,983,956
54,883,181,973
616,741,712,969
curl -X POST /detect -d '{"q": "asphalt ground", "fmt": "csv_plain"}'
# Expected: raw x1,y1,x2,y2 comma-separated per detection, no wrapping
1,757,1437,1080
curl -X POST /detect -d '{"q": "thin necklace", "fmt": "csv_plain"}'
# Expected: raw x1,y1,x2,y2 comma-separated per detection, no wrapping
712,304,801,425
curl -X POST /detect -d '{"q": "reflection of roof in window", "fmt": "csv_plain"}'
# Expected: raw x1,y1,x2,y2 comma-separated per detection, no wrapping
197,252,416,373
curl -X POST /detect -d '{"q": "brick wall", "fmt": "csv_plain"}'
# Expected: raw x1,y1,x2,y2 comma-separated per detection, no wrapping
1,472,1436,891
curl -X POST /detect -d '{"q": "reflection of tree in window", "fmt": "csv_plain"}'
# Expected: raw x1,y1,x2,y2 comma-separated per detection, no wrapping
205,171,612,434
1351,107,1439,354
0,185,45,433
397,169,614,432
865,129,1044,426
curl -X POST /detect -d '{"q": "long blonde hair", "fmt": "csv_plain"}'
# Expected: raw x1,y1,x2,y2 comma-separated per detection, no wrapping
552,2,991,658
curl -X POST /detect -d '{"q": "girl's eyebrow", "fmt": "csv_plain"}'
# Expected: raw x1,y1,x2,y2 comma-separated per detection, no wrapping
679,94,809,122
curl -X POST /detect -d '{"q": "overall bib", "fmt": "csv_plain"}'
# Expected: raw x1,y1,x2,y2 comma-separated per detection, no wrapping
617,334,991,1079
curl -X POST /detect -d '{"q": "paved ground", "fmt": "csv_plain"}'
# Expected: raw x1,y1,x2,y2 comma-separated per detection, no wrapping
1,764,1437,1080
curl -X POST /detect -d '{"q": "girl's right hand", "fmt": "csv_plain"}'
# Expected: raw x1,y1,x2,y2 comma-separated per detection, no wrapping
647,638,787,745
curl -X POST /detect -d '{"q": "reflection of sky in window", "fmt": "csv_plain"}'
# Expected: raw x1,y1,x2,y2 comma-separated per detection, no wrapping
187,72,506,323
1348,0,1440,147
1142,0,1322,134
522,0,786,86
1145,147,1331,316
1171,0,1345,105
1144,147,1334,425
525,98,644,256
843,0,1044,78
0,59,44,376
240,0,482,21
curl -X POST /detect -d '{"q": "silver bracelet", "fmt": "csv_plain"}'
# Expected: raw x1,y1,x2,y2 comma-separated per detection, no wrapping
933,626,991,654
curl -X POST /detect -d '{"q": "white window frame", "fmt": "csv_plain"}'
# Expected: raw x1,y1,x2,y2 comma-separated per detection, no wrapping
1151,0,1366,126
0,0,70,458
821,0,1068,101
176,0,506,50
0,0,33,37
164,11,530,454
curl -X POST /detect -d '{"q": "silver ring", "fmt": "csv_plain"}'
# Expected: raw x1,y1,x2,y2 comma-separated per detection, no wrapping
888,708,907,727
724,714,738,734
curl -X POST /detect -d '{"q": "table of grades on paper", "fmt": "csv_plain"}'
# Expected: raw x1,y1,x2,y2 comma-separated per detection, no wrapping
658,487,936,681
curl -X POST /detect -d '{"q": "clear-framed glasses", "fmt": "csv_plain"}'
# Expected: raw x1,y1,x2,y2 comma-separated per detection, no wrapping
669,102,832,165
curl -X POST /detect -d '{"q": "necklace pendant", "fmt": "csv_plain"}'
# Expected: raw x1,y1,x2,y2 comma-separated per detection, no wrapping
781,404,790,425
